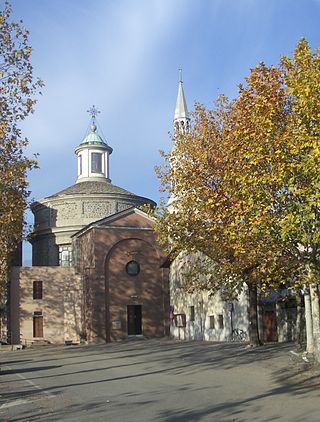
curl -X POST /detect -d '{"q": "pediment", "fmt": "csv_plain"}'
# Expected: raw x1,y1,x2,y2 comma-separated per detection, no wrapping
73,207,155,237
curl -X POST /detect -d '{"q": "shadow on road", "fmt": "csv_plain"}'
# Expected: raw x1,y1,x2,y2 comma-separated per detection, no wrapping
1,340,319,422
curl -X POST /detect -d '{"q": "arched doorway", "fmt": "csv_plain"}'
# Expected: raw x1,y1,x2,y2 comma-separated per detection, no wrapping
105,238,167,341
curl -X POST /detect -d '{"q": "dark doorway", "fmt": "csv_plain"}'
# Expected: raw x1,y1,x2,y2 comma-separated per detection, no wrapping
127,305,142,335
262,310,278,342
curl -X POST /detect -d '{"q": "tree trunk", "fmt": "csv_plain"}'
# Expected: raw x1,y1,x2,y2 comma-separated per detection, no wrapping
247,283,261,347
304,284,314,354
310,283,320,362
295,290,303,350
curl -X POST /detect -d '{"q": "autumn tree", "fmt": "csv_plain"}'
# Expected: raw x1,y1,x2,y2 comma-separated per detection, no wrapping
157,94,296,346
279,40,320,358
229,40,320,352
156,39,319,349
0,2,43,323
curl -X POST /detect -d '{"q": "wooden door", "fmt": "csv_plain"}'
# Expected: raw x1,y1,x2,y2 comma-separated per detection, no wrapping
127,305,142,335
33,316,43,337
262,310,278,343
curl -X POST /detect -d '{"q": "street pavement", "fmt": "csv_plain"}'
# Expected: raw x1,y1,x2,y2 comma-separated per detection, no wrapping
0,339,319,421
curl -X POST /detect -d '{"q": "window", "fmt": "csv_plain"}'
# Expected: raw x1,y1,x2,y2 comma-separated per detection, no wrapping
218,314,224,329
189,306,195,322
33,311,43,337
61,250,71,267
174,313,186,327
59,246,72,267
78,155,82,175
209,315,215,329
33,281,43,300
91,152,102,173
126,260,140,276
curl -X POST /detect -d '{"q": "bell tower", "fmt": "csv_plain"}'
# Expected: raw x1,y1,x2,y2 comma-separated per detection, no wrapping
168,71,190,211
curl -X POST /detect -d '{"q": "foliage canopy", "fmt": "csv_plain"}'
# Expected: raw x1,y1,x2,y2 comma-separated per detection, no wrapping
0,1,43,296
156,38,319,295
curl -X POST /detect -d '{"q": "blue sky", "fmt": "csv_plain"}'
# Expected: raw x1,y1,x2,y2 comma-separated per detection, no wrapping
7,0,320,262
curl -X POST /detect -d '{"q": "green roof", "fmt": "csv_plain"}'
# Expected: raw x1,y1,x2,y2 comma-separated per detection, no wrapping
81,124,104,145
77,123,112,148
82,131,105,145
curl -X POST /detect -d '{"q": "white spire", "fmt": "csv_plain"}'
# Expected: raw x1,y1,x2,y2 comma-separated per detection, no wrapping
168,72,190,211
174,70,190,134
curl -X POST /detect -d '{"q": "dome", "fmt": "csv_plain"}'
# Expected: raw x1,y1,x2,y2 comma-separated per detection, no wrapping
30,180,155,266
48,180,135,197
82,130,104,145
76,124,112,151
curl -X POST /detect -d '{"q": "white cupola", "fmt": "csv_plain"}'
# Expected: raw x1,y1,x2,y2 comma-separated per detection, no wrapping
75,106,113,183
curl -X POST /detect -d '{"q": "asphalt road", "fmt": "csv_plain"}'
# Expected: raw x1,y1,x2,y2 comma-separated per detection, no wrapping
0,339,319,422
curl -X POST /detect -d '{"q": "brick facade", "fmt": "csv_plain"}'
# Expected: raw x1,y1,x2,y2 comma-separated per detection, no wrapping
10,266,82,345
76,209,169,342
11,209,169,344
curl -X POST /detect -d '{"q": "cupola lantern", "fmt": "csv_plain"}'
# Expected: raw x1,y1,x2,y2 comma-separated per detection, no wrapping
75,106,113,183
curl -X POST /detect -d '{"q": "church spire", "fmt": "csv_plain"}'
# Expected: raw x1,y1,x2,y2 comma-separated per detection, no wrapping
174,69,190,134
168,72,190,211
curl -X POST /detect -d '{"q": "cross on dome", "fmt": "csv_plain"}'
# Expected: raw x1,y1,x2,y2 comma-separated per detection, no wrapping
87,105,101,123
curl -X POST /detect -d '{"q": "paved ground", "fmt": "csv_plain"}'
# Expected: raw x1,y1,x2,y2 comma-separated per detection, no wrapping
0,339,319,422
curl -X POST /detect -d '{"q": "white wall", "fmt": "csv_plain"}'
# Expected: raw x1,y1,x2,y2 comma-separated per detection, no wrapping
169,253,249,342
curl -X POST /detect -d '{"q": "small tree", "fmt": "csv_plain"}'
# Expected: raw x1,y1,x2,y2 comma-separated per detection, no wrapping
0,2,43,319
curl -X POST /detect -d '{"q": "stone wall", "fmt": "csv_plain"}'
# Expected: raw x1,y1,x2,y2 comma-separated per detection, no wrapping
169,253,301,344
169,252,248,341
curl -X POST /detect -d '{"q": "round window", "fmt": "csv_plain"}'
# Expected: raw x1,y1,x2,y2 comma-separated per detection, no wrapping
126,260,140,276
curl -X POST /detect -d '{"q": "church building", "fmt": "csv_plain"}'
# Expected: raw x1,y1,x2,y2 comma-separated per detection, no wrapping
9,81,296,347
10,107,169,345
